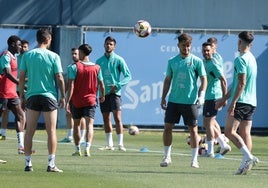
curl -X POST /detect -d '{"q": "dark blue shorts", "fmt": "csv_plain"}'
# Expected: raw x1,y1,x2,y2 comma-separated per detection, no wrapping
26,95,58,112
100,94,121,113
71,105,96,119
203,100,218,117
0,98,20,111
164,102,198,126
234,102,256,121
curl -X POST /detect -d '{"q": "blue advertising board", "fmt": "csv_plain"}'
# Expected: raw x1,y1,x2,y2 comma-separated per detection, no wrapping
85,31,268,128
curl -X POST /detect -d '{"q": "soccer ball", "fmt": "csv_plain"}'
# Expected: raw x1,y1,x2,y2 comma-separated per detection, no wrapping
133,20,152,38
128,125,139,135
198,143,208,155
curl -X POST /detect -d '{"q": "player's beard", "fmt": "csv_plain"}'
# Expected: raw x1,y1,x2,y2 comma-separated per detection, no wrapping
180,49,190,57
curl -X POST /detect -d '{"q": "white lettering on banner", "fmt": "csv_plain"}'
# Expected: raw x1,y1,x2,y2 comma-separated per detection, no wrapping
122,80,163,109
160,45,178,53
160,45,202,54
223,61,233,80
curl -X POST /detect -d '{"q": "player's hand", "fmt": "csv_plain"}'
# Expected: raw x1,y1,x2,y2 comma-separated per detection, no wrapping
196,91,205,108
161,98,167,110
109,85,117,94
196,96,204,108
215,98,227,110
59,97,65,109
99,96,105,103
227,102,235,116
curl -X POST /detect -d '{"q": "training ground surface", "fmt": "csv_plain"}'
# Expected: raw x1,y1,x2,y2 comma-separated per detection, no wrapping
0,129,268,188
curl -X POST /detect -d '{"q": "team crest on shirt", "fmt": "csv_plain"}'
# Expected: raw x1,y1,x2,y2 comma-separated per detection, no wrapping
186,61,192,67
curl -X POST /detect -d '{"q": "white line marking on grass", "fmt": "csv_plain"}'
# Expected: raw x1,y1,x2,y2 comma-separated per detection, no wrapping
7,137,268,164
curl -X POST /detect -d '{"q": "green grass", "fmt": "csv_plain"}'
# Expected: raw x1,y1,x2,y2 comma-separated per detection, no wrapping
0,129,268,188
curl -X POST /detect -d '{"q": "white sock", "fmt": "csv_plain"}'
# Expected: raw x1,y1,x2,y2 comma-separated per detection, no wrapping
48,154,55,167
25,155,32,166
67,129,73,139
106,132,113,147
80,129,86,141
191,148,198,162
17,132,24,149
239,155,247,169
206,140,214,154
240,145,253,160
216,134,228,148
86,142,91,151
75,145,81,152
117,134,123,146
1,129,6,136
164,145,171,158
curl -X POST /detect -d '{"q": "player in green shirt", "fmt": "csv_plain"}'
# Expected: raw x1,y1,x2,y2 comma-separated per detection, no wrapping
216,31,258,175
160,33,207,168
202,42,231,158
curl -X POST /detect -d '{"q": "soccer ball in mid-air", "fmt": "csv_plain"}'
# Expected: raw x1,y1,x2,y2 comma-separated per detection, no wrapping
133,20,152,38
128,125,139,135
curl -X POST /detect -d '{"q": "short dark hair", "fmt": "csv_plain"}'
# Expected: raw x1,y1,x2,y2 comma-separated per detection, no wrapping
78,44,92,56
71,47,78,51
207,37,218,44
202,42,212,48
238,31,254,44
7,35,21,46
21,40,29,45
177,33,192,43
105,36,116,44
36,28,52,44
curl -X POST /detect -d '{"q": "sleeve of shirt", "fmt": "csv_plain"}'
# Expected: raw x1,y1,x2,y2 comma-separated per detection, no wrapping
213,63,224,78
97,65,103,81
116,59,132,90
166,59,172,77
234,57,247,74
53,54,63,74
1,54,11,71
20,54,26,71
67,64,77,80
197,58,207,76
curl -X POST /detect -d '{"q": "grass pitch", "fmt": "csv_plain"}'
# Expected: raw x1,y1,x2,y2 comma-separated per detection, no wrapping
0,128,268,188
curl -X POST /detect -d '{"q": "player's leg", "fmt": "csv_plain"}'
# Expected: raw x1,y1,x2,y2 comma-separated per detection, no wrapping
160,122,174,167
224,114,253,174
65,111,74,142
203,116,215,156
43,109,62,172
84,112,94,157
24,109,40,171
160,102,178,167
238,120,252,151
9,100,26,154
100,112,114,150
213,120,231,155
99,94,114,150
80,117,86,144
113,109,125,151
111,94,125,151
0,110,9,140
72,118,81,156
